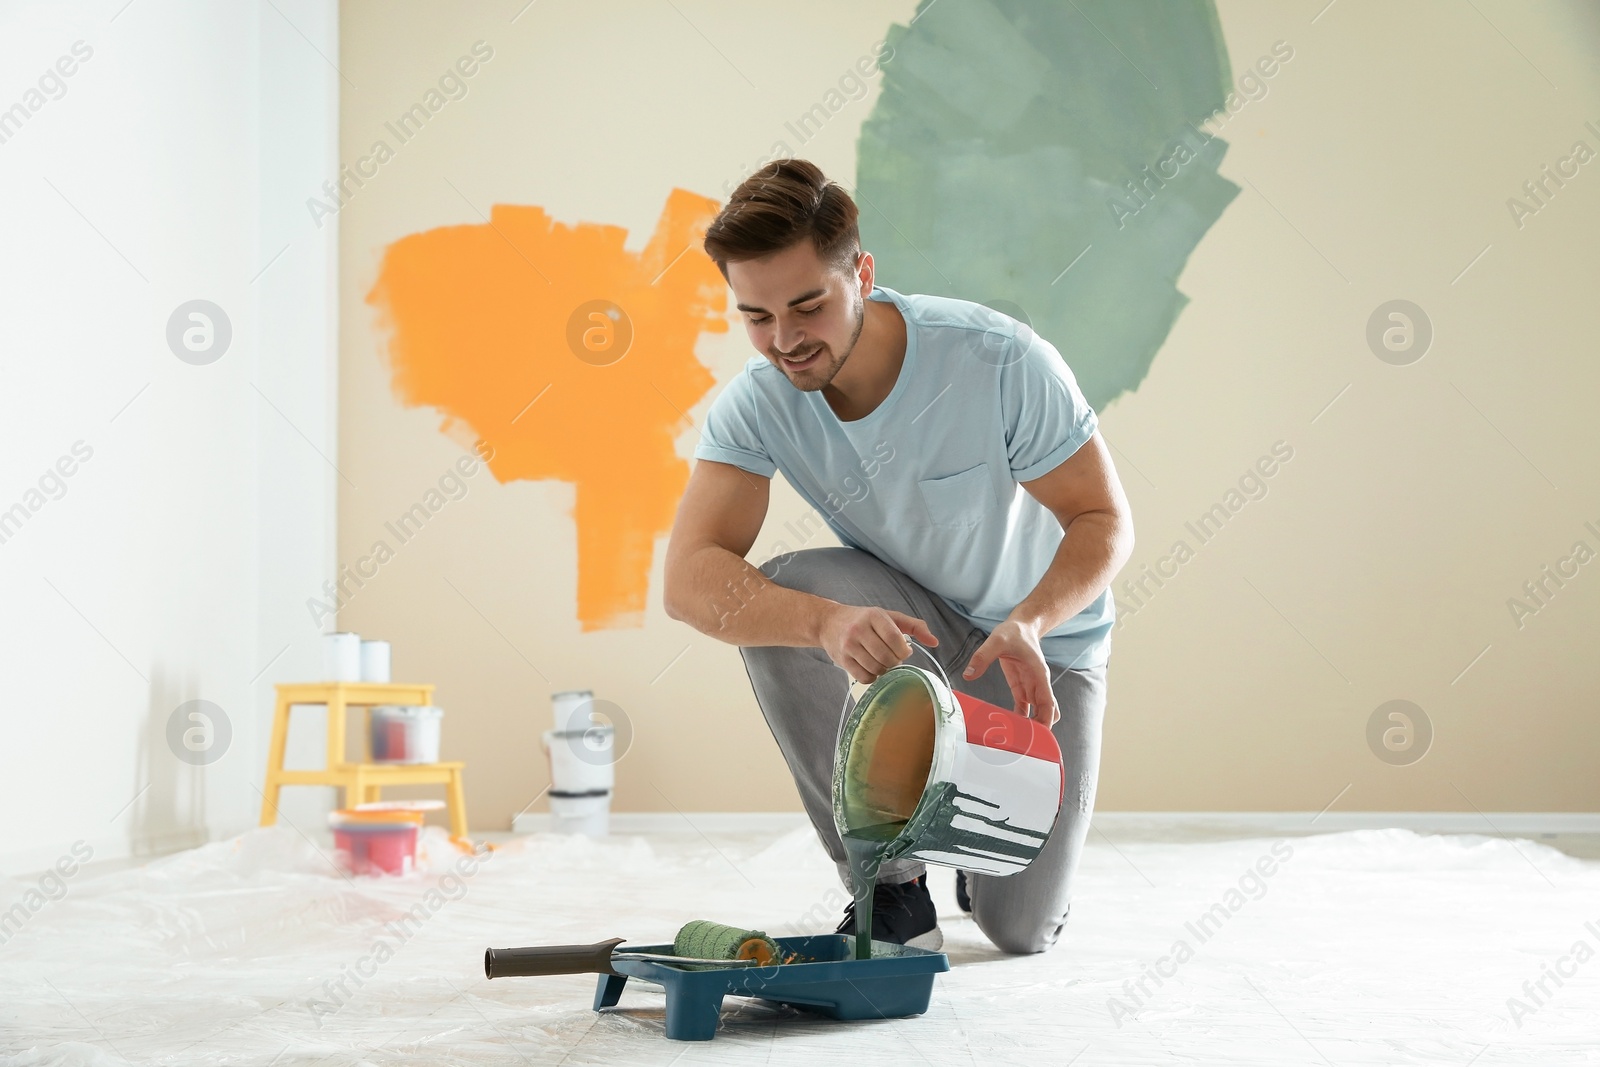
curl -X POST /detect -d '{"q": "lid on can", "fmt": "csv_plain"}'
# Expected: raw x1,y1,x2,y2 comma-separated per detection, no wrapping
354,800,445,812
544,723,614,738
371,704,443,718
329,808,426,829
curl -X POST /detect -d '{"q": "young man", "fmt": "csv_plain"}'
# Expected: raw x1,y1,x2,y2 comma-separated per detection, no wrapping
663,159,1134,954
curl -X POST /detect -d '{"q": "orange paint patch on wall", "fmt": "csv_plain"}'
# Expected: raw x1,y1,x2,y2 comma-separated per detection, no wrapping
365,188,729,630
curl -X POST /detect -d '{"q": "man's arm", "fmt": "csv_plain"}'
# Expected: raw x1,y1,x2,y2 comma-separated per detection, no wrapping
963,431,1135,725
662,459,936,683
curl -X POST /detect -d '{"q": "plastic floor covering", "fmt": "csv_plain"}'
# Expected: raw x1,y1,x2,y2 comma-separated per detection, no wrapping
3,821,1598,1065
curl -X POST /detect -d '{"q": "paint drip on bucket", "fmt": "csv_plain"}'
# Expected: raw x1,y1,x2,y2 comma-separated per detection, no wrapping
831,645,1064,958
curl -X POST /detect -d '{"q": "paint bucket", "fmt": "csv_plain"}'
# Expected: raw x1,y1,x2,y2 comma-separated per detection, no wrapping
370,704,443,763
328,808,424,875
551,689,596,733
542,725,613,837
360,639,391,683
322,632,362,682
542,726,615,794
543,690,613,835
548,790,610,836
830,650,1064,877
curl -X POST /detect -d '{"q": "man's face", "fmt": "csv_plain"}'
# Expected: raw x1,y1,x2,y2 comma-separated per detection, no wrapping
726,240,867,392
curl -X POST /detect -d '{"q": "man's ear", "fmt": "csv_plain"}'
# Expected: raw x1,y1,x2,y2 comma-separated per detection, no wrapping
856,250,873,296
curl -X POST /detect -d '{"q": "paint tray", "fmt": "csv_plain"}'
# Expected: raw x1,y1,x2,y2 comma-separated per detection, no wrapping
601,933,947,1040
489,932,948,1041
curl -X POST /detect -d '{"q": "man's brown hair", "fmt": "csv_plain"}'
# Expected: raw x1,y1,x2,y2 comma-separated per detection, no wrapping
702,159,860,279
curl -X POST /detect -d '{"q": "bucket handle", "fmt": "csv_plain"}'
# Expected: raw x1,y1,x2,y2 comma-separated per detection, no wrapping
836,636,951,722
905,638,952,691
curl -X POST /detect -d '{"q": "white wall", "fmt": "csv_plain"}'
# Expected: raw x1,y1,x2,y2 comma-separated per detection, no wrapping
0,0,338,871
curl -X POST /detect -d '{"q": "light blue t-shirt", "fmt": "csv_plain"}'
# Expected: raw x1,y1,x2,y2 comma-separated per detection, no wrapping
693,283,1113,669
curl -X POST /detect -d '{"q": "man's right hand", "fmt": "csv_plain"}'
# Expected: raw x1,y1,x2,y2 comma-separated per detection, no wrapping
819,603,938,684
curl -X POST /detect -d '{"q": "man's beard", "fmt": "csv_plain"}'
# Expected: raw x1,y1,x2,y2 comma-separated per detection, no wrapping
775,290,865,392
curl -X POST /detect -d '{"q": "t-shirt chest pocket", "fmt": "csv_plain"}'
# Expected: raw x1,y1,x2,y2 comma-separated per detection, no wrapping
917,462,995,528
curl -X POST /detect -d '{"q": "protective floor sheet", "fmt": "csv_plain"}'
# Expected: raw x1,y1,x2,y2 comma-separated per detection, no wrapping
3,823,1597,1065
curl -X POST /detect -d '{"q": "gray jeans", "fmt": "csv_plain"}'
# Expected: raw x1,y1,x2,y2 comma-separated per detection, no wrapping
738,547,1108,955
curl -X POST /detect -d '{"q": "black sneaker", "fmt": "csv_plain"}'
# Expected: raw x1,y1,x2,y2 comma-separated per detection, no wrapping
955,869,972,914
834,873,944,950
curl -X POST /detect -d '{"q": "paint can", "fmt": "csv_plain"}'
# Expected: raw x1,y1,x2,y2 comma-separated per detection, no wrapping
542,724,613,837
370,704,443,763
830,649,1064,876
360,639,392,683
548,790,610,836
551,689,596,733
544,690,613,835
322,632,362,682
329,808,424,875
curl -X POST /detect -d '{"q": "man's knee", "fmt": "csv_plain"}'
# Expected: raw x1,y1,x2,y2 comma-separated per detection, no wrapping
975,902,1071,956
755,546,873,599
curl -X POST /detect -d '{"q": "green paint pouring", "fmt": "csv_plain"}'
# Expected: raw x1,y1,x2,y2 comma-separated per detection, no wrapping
841,822,903,960
835,668,935,960
833,657,1067,962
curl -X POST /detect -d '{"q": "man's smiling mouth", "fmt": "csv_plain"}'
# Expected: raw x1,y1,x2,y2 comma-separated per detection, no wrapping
782,345,822,367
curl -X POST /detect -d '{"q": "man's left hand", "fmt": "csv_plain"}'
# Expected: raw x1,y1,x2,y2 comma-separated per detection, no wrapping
963,619,1058,727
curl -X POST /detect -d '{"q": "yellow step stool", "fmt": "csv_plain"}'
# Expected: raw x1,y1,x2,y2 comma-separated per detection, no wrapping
258,682,469,841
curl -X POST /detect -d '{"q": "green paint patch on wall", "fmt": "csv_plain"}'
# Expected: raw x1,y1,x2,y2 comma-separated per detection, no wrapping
857,0,1238,409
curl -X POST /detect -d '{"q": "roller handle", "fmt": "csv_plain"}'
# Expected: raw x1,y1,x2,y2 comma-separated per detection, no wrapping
484,936,627,978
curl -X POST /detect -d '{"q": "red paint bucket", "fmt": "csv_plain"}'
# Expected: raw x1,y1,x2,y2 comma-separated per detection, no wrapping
328,809,425,875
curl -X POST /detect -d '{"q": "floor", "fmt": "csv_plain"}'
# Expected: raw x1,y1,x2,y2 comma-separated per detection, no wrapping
5,820,1599,1065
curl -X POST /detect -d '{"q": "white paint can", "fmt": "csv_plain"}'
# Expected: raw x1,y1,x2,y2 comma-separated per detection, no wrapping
542,726,615,794
544,689,612,835
550,689,596,733
370,704,443,764
360,640,392,683
322,632,362,682
548,790,609,836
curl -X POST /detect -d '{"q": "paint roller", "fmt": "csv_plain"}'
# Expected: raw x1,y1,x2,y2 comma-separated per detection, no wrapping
671,920,781,969
485,919,784,978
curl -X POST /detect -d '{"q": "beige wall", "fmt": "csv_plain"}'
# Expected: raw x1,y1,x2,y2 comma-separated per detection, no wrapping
338,0,1600,827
